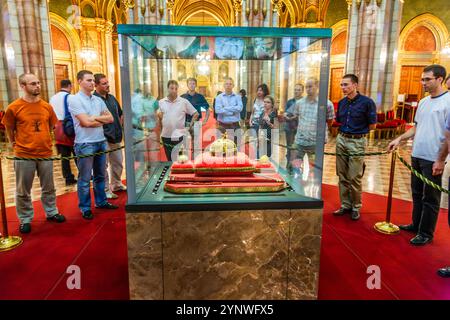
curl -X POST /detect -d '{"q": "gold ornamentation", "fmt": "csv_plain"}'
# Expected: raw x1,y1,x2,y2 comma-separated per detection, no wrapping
141,4,146,16
232,0,243,12
262,8,267,19
177,145,188,163
164,183,286,194
150,0,156,13
159,7,164,16
167,0,175,11
259,155,270,164
271,0,283,15
209,132,237,157
346,0,353,9
121,0,135,10
105,22,114,34
195,167,256,173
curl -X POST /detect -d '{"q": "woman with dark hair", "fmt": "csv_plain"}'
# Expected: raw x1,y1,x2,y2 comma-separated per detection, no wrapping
239,89,248,125
249,84,269,131
258,95,277,158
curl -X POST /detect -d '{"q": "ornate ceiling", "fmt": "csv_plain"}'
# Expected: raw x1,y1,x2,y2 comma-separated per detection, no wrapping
49,0,339,27
170,0,334,27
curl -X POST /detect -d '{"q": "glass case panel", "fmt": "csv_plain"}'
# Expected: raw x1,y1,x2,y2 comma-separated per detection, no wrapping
118,25,332,211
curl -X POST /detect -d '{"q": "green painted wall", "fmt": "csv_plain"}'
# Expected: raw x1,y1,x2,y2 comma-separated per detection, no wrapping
49,0,75,20
324,0,348,28
401,0,450,32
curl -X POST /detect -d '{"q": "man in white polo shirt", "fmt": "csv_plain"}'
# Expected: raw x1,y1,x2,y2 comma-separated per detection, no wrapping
388,64,450,246
157,80,198,161
68,70,118,220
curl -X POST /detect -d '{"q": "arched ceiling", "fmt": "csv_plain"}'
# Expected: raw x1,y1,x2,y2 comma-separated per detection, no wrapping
49,0,342,27
171,0,335,27
172,0,234,26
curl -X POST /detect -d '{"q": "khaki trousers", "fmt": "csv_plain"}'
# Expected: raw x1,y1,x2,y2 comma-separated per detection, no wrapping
105,142,124,192
335,134,366,210
14,160,59,223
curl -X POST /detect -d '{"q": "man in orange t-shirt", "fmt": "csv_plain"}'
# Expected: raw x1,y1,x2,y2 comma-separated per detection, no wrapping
2,73,66,234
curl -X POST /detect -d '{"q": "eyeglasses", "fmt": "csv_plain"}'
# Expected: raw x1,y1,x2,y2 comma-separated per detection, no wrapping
421,77,437,82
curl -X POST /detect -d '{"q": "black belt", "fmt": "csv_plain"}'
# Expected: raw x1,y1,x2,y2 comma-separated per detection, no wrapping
218,121,240,128
339,132,367,139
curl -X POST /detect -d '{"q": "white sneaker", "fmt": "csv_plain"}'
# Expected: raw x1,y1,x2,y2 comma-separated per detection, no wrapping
106,191,118,199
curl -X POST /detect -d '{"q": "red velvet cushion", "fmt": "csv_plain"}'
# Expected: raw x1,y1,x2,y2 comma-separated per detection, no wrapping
194,152,255,176
171,161,194,173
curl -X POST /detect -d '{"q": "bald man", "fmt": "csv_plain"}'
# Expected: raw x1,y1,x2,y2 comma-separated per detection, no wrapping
2,73,66,234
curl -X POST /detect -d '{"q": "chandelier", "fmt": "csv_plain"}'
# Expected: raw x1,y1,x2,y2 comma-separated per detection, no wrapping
80,30,97,63
196,52,210,62
442,38,450,55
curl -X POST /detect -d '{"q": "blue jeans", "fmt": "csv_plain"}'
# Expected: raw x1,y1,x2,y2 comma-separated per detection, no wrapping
74,141,108,213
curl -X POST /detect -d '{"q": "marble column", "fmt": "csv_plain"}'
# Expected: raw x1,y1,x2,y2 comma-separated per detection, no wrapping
112,34,122,103
0,0,55,104
103,22,117,96
345,0,403,112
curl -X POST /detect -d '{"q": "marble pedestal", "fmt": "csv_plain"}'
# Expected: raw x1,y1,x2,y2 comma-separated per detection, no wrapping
126,209,322,300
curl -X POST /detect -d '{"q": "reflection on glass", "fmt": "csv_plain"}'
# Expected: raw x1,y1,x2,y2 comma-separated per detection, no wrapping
214,37,245,60
121,27,331,208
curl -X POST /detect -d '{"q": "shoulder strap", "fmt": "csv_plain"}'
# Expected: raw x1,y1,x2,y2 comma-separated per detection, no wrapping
63,93,70,118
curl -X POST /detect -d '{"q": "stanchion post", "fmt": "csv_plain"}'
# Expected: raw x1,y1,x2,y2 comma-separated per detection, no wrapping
0,156,23,252
374,151,400,234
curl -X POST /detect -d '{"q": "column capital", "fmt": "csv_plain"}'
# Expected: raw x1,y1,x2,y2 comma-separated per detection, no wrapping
271,0,284,16
167,0,175,11
105,21,114,34
232,0,243,12
121,0,135,10
149,0,156,13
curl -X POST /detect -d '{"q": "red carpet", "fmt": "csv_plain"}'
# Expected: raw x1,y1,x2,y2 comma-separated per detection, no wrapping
0,184,449,299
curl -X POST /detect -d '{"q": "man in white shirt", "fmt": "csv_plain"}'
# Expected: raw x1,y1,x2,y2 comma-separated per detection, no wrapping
437,76,450,278
68,70,118,220
291,78,334,165
157,80,198,161
388,64,450,246
49,79,77,186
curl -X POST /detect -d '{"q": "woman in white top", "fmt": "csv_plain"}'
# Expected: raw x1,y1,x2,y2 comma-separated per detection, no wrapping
250,83,270,131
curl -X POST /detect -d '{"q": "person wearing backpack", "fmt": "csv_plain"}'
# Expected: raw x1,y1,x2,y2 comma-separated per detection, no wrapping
50,79,77,186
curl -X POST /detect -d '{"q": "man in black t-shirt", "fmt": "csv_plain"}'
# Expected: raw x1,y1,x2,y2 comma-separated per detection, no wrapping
94,73,126,199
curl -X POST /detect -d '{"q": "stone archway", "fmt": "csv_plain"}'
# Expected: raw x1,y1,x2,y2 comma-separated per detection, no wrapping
394,13,450,103
49,12,82,91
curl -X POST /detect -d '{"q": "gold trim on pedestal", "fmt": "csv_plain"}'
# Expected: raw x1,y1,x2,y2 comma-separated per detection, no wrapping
374,221,400,235
195,166,256,173
164,183,286,194
0,236,23,252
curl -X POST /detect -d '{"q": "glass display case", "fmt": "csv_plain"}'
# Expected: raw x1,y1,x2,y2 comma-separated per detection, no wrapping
118,25,332,212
